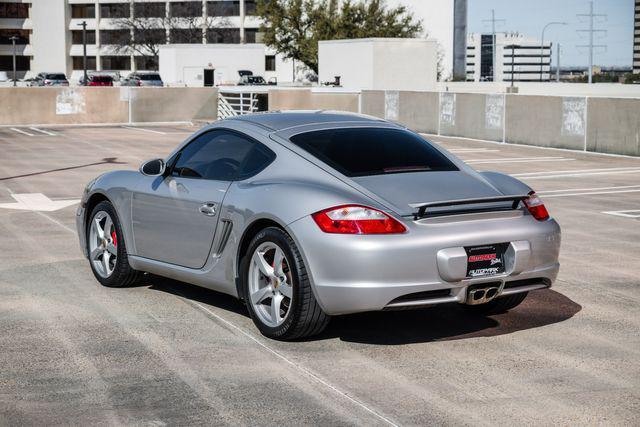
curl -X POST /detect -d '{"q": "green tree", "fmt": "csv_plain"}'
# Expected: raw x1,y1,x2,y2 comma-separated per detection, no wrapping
257,0,423,74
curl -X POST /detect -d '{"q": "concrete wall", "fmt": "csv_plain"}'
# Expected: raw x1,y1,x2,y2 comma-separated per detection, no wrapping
353,89,640,156
0,87,217,126
361,90,439,134
587,98,640,156
268,89,359,113
440,93,504,141
506,95,586,150
437,82,640,98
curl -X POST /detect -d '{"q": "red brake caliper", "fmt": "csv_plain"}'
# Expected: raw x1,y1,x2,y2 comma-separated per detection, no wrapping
111,231,117,247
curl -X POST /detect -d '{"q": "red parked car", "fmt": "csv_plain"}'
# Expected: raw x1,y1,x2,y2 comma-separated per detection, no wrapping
80,75,114,86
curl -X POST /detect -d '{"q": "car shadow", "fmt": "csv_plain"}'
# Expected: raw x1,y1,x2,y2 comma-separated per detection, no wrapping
317,289,582,345
143,275,581,345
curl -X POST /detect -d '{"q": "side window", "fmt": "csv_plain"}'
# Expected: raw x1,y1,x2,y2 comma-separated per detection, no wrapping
172,130,255,181
237,143,276,180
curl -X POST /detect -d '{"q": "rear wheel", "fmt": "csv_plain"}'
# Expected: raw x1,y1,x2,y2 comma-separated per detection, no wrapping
464,292,528,315
87,201,141,287
241,227,329,340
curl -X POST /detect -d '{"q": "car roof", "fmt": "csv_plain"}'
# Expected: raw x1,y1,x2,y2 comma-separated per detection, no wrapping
228,110,388,131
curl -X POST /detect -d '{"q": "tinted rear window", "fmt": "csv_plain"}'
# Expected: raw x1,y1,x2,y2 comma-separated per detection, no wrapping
92,76,112,82
47,74,66,80
139,74,161,80
289,128,457,177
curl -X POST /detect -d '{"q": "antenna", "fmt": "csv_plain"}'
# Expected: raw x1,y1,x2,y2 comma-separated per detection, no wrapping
577,0,607,83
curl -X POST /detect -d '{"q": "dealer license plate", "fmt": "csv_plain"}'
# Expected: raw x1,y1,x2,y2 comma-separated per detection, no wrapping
465,243,508,278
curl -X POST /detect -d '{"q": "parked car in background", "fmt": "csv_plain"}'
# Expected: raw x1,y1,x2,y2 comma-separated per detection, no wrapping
237,70,268,86
122,72,164,87
80,75,114,87
32,72,69,86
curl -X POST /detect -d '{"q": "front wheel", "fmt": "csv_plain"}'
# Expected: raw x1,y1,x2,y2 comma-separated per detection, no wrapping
241,227,329,340
87,201,141,287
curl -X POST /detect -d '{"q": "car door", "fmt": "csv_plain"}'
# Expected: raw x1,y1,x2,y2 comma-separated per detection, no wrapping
131,129,256,269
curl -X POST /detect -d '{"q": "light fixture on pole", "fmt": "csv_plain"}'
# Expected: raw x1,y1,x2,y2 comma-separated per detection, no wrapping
540,22,568,82
78,21,88,85
9,35,18,87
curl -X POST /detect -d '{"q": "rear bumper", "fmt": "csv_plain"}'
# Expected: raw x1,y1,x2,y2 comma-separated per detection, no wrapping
287,211,561,315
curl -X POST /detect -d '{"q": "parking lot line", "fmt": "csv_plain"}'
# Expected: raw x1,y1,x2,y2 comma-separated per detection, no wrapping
540,185,640,194
542,189,640,198
467,156,572,164
513,167,640,179
449,148,501,153
178,295,398,427
29,127,57,136
121,126,167,135
602,210,640,218
10,127,34,136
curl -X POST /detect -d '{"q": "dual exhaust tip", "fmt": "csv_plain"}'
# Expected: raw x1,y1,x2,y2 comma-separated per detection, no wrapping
467,285,501,305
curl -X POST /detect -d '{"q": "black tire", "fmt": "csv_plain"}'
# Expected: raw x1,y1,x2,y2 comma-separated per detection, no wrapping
87,201,142,288
463,292,528,315
240,227,330,340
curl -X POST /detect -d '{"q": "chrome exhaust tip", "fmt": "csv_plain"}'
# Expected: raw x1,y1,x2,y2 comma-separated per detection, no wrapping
466,283,503,305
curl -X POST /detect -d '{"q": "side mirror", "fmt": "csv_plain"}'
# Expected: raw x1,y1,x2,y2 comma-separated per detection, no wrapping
140,158,166,176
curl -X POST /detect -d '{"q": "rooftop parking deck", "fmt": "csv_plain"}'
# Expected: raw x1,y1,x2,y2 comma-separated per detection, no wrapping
0,124,638,424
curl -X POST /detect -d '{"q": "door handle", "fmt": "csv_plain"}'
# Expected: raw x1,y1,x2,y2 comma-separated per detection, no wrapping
199,202,217,216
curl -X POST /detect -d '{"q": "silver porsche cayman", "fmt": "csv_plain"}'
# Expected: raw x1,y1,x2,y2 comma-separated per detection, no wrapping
77,111,561,340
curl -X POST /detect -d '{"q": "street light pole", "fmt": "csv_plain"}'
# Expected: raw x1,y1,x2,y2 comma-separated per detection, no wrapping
9,35,18,87
556,43,561,82
540,22,568,82
78,21,88,85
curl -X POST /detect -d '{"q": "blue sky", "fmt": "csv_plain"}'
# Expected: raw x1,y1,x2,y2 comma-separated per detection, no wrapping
467,0,634,67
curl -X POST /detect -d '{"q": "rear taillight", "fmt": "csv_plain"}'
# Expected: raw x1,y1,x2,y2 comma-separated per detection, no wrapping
524,192,549,221
311,205,407,234
44,80,51,85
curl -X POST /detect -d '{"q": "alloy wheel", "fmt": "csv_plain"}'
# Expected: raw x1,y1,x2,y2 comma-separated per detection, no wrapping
88,211,118,278
248,242,294,327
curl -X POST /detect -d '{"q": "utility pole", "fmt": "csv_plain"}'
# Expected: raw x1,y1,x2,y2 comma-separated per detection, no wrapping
556,44,561,82
9,35,18,87
78,21,88,85
482,9,505,82
577,1,607,84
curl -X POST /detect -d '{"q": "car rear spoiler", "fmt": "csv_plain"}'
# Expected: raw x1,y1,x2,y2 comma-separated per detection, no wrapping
409,194,531,220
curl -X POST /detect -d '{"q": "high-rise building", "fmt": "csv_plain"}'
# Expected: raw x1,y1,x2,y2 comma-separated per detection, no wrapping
634,0,639,74
466,32,552,82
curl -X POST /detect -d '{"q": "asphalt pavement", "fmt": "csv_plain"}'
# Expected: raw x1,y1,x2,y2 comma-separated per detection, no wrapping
0,123,638,425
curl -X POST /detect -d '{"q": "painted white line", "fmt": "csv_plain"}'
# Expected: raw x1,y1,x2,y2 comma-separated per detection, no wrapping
542,189,640,198
449,148,500,153
513,167,640,177
0,193,79,212
515,169,640,180
29,127,57,136
473,158,575,165
121,126,167,135
602,210,640,218
467,157,572,164
10,127,35,136
540,185,640,194
177,296,397,427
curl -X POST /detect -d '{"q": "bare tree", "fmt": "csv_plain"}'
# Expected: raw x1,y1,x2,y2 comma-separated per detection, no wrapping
111,3,231,61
